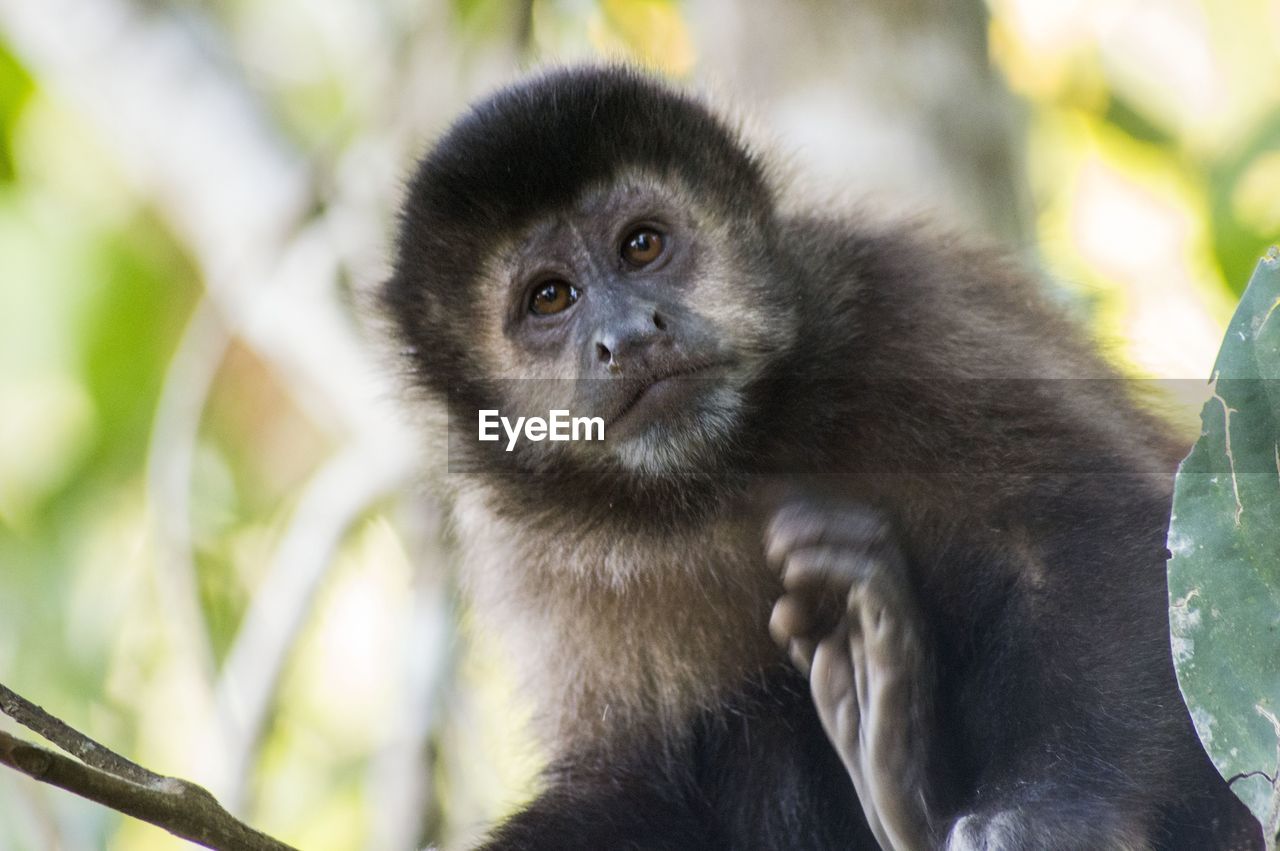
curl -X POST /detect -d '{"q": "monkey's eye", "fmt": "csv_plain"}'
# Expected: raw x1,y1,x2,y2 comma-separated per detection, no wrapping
529,280,579,316
621,228,665,267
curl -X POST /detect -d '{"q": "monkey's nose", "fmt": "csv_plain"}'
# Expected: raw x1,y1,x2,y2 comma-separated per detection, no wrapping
596,342,623,373
593,310,668,372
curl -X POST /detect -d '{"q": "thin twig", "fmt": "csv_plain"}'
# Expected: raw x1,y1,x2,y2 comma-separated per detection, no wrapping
215,439,414,813
369,503,457,850
0,683,162,786
147,295,231,690
0,729,295,851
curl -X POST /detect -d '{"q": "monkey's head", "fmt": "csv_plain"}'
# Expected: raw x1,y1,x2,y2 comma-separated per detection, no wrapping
383,67,798,493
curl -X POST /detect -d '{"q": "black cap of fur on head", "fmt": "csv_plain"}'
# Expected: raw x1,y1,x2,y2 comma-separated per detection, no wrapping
382,65,775,394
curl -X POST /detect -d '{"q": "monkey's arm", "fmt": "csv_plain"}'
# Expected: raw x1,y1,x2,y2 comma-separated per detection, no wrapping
766,494,1168,851
766,497,943,851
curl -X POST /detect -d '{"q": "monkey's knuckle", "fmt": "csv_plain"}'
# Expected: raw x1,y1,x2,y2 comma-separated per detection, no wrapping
946,811,1030,851
784,546,857,588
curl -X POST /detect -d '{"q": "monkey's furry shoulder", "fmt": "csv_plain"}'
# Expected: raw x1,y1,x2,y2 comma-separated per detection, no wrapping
380,67,1261,850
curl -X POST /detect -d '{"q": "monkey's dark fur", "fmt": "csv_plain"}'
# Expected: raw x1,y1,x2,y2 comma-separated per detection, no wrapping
381,67,1261,849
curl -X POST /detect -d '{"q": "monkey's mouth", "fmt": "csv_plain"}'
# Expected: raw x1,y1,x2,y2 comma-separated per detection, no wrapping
606,360,730,435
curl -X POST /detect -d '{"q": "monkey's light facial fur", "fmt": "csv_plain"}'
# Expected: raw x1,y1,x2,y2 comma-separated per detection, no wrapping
382,66,793,480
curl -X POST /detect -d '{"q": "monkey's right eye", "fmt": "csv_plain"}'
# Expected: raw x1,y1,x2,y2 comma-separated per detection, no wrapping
529,281,579,316
621,227,665,267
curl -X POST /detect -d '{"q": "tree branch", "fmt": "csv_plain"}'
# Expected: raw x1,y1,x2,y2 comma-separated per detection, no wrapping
0,684,295,851
0,683,163,787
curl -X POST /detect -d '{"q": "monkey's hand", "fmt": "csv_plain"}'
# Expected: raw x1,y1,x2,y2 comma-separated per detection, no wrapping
766,499,939,851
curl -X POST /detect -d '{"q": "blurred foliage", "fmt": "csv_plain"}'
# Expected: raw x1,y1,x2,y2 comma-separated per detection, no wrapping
989,0,1280,381
0,0,1277,849
0,63,200,844
0,43,31,182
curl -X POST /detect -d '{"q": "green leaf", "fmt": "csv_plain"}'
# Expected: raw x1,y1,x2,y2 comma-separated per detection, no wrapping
1168,246,1280,842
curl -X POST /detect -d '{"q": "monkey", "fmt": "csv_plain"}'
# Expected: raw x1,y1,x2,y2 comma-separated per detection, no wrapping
378,65,1262,849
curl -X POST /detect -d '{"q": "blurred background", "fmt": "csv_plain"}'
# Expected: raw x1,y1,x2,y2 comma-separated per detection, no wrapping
0,0,1277,848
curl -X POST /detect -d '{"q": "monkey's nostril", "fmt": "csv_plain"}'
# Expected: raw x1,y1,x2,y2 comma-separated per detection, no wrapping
652,311,667,332
596,342,612,363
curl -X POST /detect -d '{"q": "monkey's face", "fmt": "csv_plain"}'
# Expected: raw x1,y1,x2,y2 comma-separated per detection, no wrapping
469,173,794,476
384,68,791,489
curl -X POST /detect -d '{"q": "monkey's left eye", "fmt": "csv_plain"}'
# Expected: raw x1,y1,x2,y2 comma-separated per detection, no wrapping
529,280,579,315
621,228,665,267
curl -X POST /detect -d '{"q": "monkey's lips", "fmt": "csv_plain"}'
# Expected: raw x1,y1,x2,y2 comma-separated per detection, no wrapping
606,362,730,437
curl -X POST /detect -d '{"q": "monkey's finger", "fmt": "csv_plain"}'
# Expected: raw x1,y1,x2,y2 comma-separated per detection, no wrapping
851,629,870,712
853,574,919,644
811,626,860,746
782,548,880,637
765,502,888,568
789,637,816,675
770,593,813,644
814,629,905,851
781,546,878,594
